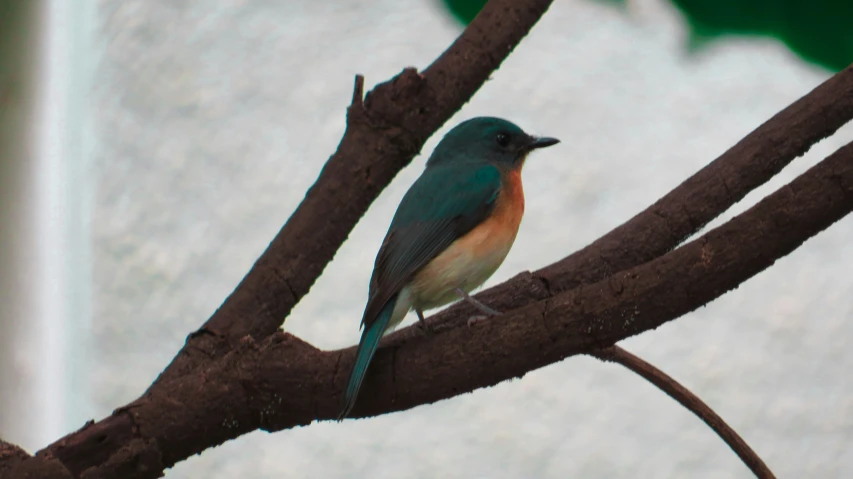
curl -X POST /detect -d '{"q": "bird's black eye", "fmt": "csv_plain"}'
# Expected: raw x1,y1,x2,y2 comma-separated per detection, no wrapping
495,133,510,148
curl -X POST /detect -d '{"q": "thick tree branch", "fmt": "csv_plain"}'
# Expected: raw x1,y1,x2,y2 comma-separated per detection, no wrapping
334,141,853,417
151,0,556,388
396,63,853,334
40,139,853,478
29,62,853,479
592,346,776,479
537,61,853,292
0,439,71,479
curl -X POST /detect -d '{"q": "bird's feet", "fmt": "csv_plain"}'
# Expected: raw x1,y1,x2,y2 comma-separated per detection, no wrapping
455,288,503,316
466,310,503,328
455,288,502,328
416,308,433,335
467,315,489,327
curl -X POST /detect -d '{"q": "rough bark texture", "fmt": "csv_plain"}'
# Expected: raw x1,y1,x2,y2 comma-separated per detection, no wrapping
388,61,853,336
0,440,72,479
150,0,556,389
1,1,557,478
38,138,853,479
2,0,852,476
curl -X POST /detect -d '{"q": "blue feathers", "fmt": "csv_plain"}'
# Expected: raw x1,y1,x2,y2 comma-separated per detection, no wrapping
338,297,396,420
336,117,558,420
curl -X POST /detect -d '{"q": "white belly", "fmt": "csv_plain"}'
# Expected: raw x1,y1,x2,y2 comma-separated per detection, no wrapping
383,168,525,332
409,194,520,312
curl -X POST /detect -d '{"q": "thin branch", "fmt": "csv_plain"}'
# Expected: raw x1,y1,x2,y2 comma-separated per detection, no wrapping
41,139,853,478
149,0,556,390
592,346,776,479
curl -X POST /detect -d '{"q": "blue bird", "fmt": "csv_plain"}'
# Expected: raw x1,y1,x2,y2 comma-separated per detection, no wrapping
339,116,559,419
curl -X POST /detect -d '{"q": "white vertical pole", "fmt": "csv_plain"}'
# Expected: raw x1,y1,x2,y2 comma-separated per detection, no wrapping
36,0,72,447
0,0,91,450
62,0,95,440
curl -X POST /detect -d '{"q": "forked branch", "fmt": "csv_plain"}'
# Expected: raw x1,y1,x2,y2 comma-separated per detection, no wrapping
1,0,851,475
150,0,557,391
36,139,853,478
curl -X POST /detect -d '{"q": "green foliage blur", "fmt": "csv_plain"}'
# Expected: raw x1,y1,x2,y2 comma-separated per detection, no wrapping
439,0,852,71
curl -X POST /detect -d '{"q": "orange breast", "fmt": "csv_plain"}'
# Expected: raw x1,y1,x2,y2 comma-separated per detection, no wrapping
410,168,525,310
466,168,525,251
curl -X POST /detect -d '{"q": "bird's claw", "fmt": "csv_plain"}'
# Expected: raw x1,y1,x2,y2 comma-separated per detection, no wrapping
467,315,489,327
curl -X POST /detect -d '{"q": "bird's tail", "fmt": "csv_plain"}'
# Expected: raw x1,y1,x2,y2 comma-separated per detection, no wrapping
338,296,396,420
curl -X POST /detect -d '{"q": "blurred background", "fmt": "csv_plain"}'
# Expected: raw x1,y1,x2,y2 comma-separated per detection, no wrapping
1,0,852,477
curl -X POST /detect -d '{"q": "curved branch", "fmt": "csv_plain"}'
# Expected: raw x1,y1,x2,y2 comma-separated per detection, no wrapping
42,139,853,477
151,0,556,388
592,346,776,479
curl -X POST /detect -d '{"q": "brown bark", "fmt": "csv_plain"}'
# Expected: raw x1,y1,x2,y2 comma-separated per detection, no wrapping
0,440,71,479
1,1,557,478
393,61,853,335
150,0,556,389
33,111,853,477
40,136,853,479
1,0,851,475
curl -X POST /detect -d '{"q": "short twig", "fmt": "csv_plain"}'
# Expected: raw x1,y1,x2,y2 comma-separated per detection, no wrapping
592,345,776,479
352,74,365,106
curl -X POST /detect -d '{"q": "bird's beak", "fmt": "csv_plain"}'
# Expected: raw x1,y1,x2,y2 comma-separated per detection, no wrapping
526,136,560,151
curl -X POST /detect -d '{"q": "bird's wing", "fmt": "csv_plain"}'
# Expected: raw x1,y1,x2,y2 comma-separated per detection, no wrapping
361,163,503,328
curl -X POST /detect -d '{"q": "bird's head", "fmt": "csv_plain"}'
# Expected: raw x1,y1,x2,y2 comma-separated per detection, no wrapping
426,116,559,169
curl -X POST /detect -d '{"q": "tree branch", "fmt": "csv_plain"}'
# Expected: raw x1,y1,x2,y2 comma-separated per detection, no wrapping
7,3,850,475
40,137,853,478
592,346,776,479
336,140,853,417
0,438,72,479
150,0,556,389
395,63,853,334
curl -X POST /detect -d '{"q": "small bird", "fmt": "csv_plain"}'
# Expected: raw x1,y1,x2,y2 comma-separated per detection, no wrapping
339,116,558,419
